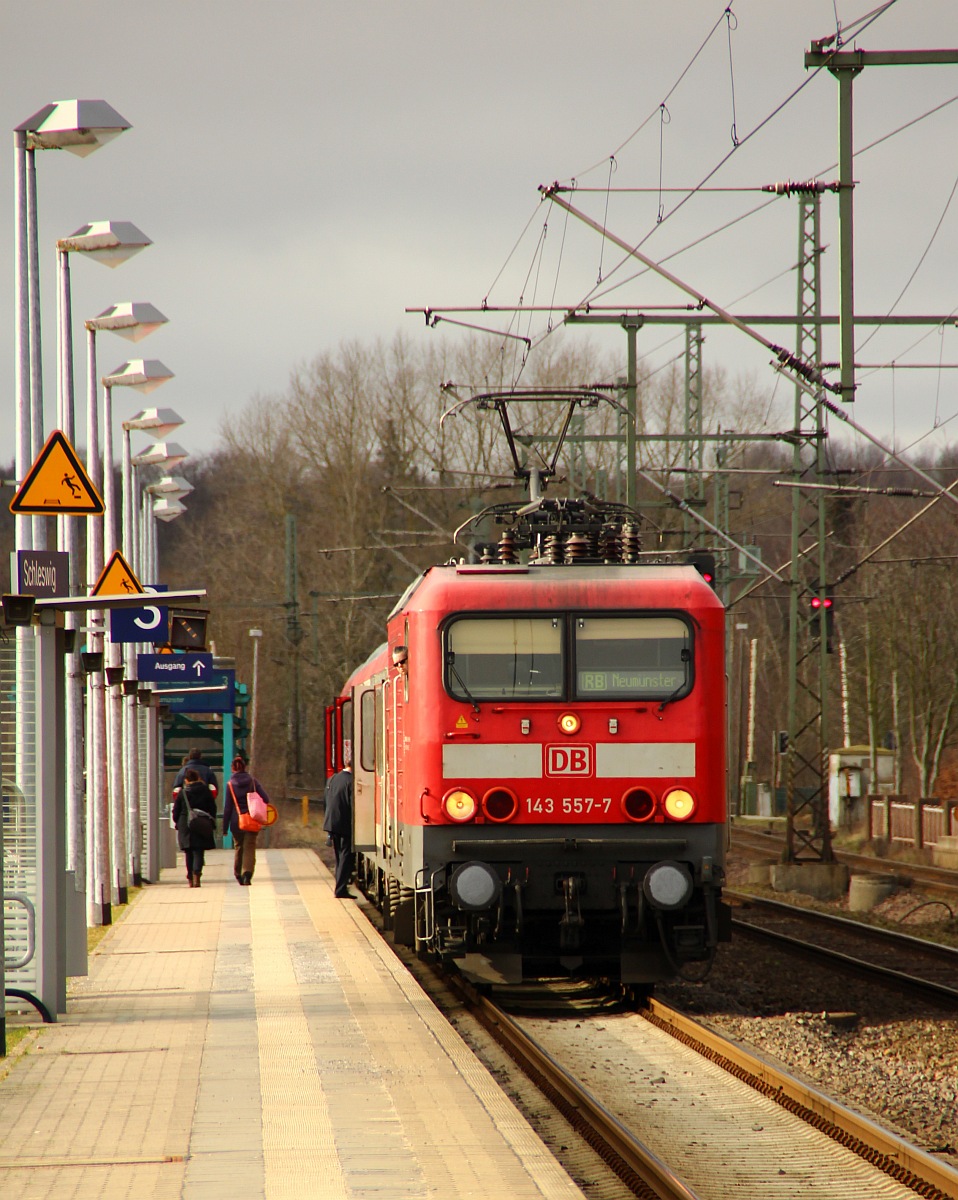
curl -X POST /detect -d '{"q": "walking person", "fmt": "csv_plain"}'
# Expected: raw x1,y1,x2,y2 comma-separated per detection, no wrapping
323,761,354,898
224,755,270,885
172,768,217,887
174,747,219,797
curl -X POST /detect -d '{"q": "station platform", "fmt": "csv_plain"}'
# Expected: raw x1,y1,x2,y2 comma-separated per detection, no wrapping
0,849,584,1199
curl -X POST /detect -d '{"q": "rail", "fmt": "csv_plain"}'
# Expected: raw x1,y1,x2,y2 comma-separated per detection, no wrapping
646,999,958,1200
449,973,700,1200
730,911,958,1007
731,823,958,894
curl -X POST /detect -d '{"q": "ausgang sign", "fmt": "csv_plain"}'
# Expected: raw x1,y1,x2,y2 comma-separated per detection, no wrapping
15,550,70,598
137,652,214,683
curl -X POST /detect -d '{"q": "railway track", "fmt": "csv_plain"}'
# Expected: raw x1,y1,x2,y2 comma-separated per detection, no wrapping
452,974,958,1200
332,845,958,1196
726,890,958,1007
447,974,694,1200
460,974,955,1200
731,823,958,896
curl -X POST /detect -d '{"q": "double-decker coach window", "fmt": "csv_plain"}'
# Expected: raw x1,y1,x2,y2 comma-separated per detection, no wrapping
446,617,562,700
574,616,691,699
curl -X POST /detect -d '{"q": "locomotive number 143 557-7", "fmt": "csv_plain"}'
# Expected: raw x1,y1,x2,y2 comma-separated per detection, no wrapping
525,796,614,815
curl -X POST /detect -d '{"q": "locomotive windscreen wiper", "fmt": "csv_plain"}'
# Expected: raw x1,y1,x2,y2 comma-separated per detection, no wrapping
657,648,691,712
657,682,686,713
447,655,481,716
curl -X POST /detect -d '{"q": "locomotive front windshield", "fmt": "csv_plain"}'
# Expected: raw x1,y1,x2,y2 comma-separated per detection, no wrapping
574,616,690,699
446,617,562,699
445,613,692,702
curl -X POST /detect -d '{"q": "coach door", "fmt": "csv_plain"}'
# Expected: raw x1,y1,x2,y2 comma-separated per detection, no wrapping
380,678,395,856
353,687,376,852
385,669,405,856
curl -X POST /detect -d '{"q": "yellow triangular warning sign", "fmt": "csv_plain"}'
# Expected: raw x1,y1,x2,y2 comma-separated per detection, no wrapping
9,429,104,516
455,715,469,729
91,550,142,597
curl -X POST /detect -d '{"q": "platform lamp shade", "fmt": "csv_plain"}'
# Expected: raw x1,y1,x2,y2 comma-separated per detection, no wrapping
1,593,36,625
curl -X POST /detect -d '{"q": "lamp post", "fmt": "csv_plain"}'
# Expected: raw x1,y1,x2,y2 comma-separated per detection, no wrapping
130,442,188,580
123,417,184,888
144,488,189,882
136,441,190,883
100,369,175,900
138,481,189,880
249,629,264,770
84,305,167,921
55,224,152,917
10,104,131,955
14,100,131,556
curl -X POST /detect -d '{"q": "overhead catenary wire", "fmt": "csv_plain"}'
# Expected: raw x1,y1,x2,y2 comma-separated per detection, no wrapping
856,169,958,356
567,90,958,320
511,2,903,382
444,2,759,346
773,480,937,497
425,10,948,395
418,0,958,476
541,186,839,395
562,1,897,323
572,2,734,181
637,465,788,583
570,87,958,199
725,5,740,146
830,474,958,588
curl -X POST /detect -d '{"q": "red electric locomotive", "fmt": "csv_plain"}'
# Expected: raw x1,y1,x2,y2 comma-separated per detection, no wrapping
325,390,731,985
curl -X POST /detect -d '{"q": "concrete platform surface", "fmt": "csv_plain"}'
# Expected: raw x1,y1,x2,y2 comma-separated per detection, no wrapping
0,849,585,1199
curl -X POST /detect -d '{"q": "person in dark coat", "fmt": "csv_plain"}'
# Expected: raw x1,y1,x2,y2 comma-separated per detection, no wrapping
174,747,219,798
223,756,270,886
172,768,217,887
323,763,354,898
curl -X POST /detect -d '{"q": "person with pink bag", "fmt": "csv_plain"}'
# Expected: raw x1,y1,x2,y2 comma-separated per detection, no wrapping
224,755,271,885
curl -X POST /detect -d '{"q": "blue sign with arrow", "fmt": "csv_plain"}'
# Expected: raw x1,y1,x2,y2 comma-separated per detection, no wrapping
137,652,213,683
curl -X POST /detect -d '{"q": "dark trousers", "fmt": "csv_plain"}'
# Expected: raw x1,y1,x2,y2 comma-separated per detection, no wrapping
330,834,353,896
183,848,206,878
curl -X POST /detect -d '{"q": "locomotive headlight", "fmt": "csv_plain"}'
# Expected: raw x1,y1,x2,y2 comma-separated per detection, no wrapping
558,712,581,735
450,861,502,911
643,861,693,911
443,788,478,822
663,788,696,821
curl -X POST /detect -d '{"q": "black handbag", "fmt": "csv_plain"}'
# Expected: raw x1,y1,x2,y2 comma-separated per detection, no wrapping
182,789,216,846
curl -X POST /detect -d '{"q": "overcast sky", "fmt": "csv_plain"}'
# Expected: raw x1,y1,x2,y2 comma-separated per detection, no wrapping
2,1,957,471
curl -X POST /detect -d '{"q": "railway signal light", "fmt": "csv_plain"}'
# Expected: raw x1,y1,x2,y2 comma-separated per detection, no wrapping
687,551,717,588
809,593,834,641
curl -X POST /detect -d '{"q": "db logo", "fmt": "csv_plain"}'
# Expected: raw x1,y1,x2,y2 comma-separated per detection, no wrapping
546,744,593,776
